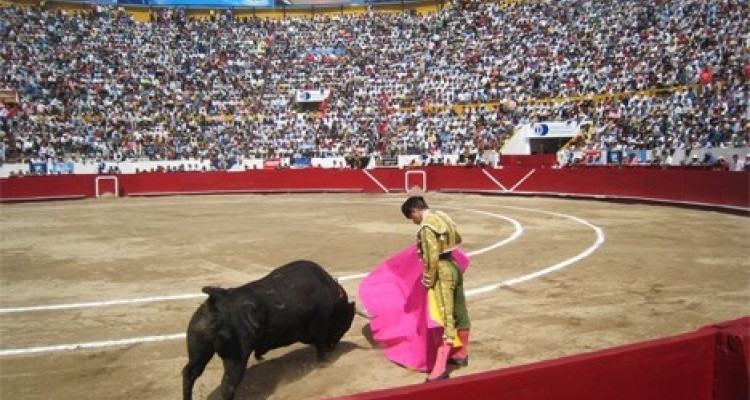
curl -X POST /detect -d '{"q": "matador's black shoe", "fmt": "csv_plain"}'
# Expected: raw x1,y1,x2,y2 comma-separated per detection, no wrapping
448,357,468,367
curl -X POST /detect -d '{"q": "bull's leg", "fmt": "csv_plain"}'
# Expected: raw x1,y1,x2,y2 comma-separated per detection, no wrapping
327,301,355,350
220,355,248,400
309,311,332,361
182,349,214,400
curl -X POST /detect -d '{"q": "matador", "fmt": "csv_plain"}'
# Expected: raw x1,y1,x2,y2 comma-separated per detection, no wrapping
401,196,470,382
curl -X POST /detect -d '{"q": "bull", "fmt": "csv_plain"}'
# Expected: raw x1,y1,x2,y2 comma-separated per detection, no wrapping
182,260,356,400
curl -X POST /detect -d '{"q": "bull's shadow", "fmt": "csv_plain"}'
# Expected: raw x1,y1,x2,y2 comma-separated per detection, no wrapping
206,341,361,400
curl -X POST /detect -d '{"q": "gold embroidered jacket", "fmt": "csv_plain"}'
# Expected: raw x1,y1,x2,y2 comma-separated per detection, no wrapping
417,210,462,288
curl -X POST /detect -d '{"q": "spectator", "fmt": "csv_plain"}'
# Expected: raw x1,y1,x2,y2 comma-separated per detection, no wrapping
686,153,702,166
715,156,729,171
731,153,750,171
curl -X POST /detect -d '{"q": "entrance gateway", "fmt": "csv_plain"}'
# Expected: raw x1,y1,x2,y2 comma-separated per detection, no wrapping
95,176,119,198
405,170,426,192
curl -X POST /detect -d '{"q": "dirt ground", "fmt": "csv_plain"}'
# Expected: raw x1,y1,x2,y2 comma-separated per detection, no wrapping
0,193,748,400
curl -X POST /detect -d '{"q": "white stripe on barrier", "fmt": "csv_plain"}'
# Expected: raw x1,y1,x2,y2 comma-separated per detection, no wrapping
508,169,536,192
480,168,509,192
362,170,389,193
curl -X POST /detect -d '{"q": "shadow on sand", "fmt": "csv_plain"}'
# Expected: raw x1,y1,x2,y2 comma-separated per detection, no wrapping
206,341,362,400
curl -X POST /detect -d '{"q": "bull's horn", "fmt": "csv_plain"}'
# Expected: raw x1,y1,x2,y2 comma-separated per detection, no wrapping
202,286,228,299
355,308,372,319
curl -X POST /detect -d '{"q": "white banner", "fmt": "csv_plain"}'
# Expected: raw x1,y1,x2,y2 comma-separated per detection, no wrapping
529,121,581,138
502,121,587,155
296,89,330,103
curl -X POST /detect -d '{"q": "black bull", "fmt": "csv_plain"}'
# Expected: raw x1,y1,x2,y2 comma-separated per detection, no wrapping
182,260,356,400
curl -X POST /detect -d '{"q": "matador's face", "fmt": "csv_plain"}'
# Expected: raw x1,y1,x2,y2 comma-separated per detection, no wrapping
407,208,423,225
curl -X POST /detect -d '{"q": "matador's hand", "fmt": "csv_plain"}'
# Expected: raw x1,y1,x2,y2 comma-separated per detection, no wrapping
421,272,434,288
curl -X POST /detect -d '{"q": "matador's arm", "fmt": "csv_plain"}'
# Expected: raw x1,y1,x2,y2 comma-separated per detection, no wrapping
418,226,441,288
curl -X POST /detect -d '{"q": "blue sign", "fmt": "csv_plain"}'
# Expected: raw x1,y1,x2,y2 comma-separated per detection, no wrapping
533,124,550,136
606,150,622,165
627,150,648,164
290,157,312,168
29,161,48,174
52,161,75,174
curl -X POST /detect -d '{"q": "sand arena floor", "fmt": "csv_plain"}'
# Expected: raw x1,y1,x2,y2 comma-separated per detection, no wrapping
0,193,748,400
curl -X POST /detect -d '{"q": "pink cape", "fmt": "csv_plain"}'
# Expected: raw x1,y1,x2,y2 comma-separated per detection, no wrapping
358,244,470,372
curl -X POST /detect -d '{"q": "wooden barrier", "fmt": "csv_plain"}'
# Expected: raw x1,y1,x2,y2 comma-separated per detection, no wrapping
331,317,749,400
1,167,748,212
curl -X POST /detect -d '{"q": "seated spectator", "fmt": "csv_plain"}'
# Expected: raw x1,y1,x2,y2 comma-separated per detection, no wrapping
686,153,702,167
715,156,730,171
732,154,750,172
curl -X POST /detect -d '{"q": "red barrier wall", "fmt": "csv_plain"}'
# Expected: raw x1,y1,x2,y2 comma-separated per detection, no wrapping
116,169,382,196
2,167,746,211
498,168,750,209
713,318,750,400
0,174,95,200
332,317,749,400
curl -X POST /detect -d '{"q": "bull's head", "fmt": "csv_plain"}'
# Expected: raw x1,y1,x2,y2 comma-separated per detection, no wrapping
202,286,265,355
202,286,234,351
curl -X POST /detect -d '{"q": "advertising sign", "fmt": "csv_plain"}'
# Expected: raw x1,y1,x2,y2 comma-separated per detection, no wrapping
607,150,623,165
295,89,331,103
529,122,581,138
290,157,312,168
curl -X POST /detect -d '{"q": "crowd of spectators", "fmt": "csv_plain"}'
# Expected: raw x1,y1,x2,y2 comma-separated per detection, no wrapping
0,0,747,171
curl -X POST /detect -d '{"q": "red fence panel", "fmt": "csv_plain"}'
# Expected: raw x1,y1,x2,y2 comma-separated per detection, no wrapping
117,169,381,196
0,175,94,200
711,317,750,400
1,168,748,211
721,173,750,208
333,325,719,400
641,169,686,202
679,170,729,205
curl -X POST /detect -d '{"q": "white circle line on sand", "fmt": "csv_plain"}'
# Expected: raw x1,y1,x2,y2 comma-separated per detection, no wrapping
338,209,523,283
0,208,523,315
461,209,524,257
0,204,604,356
0,293,207,314
0,334,187,357
466,205,605,296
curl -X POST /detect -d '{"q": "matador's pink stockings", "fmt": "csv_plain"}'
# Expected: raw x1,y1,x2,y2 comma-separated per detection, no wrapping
451,330,470,363
427,342,452,381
